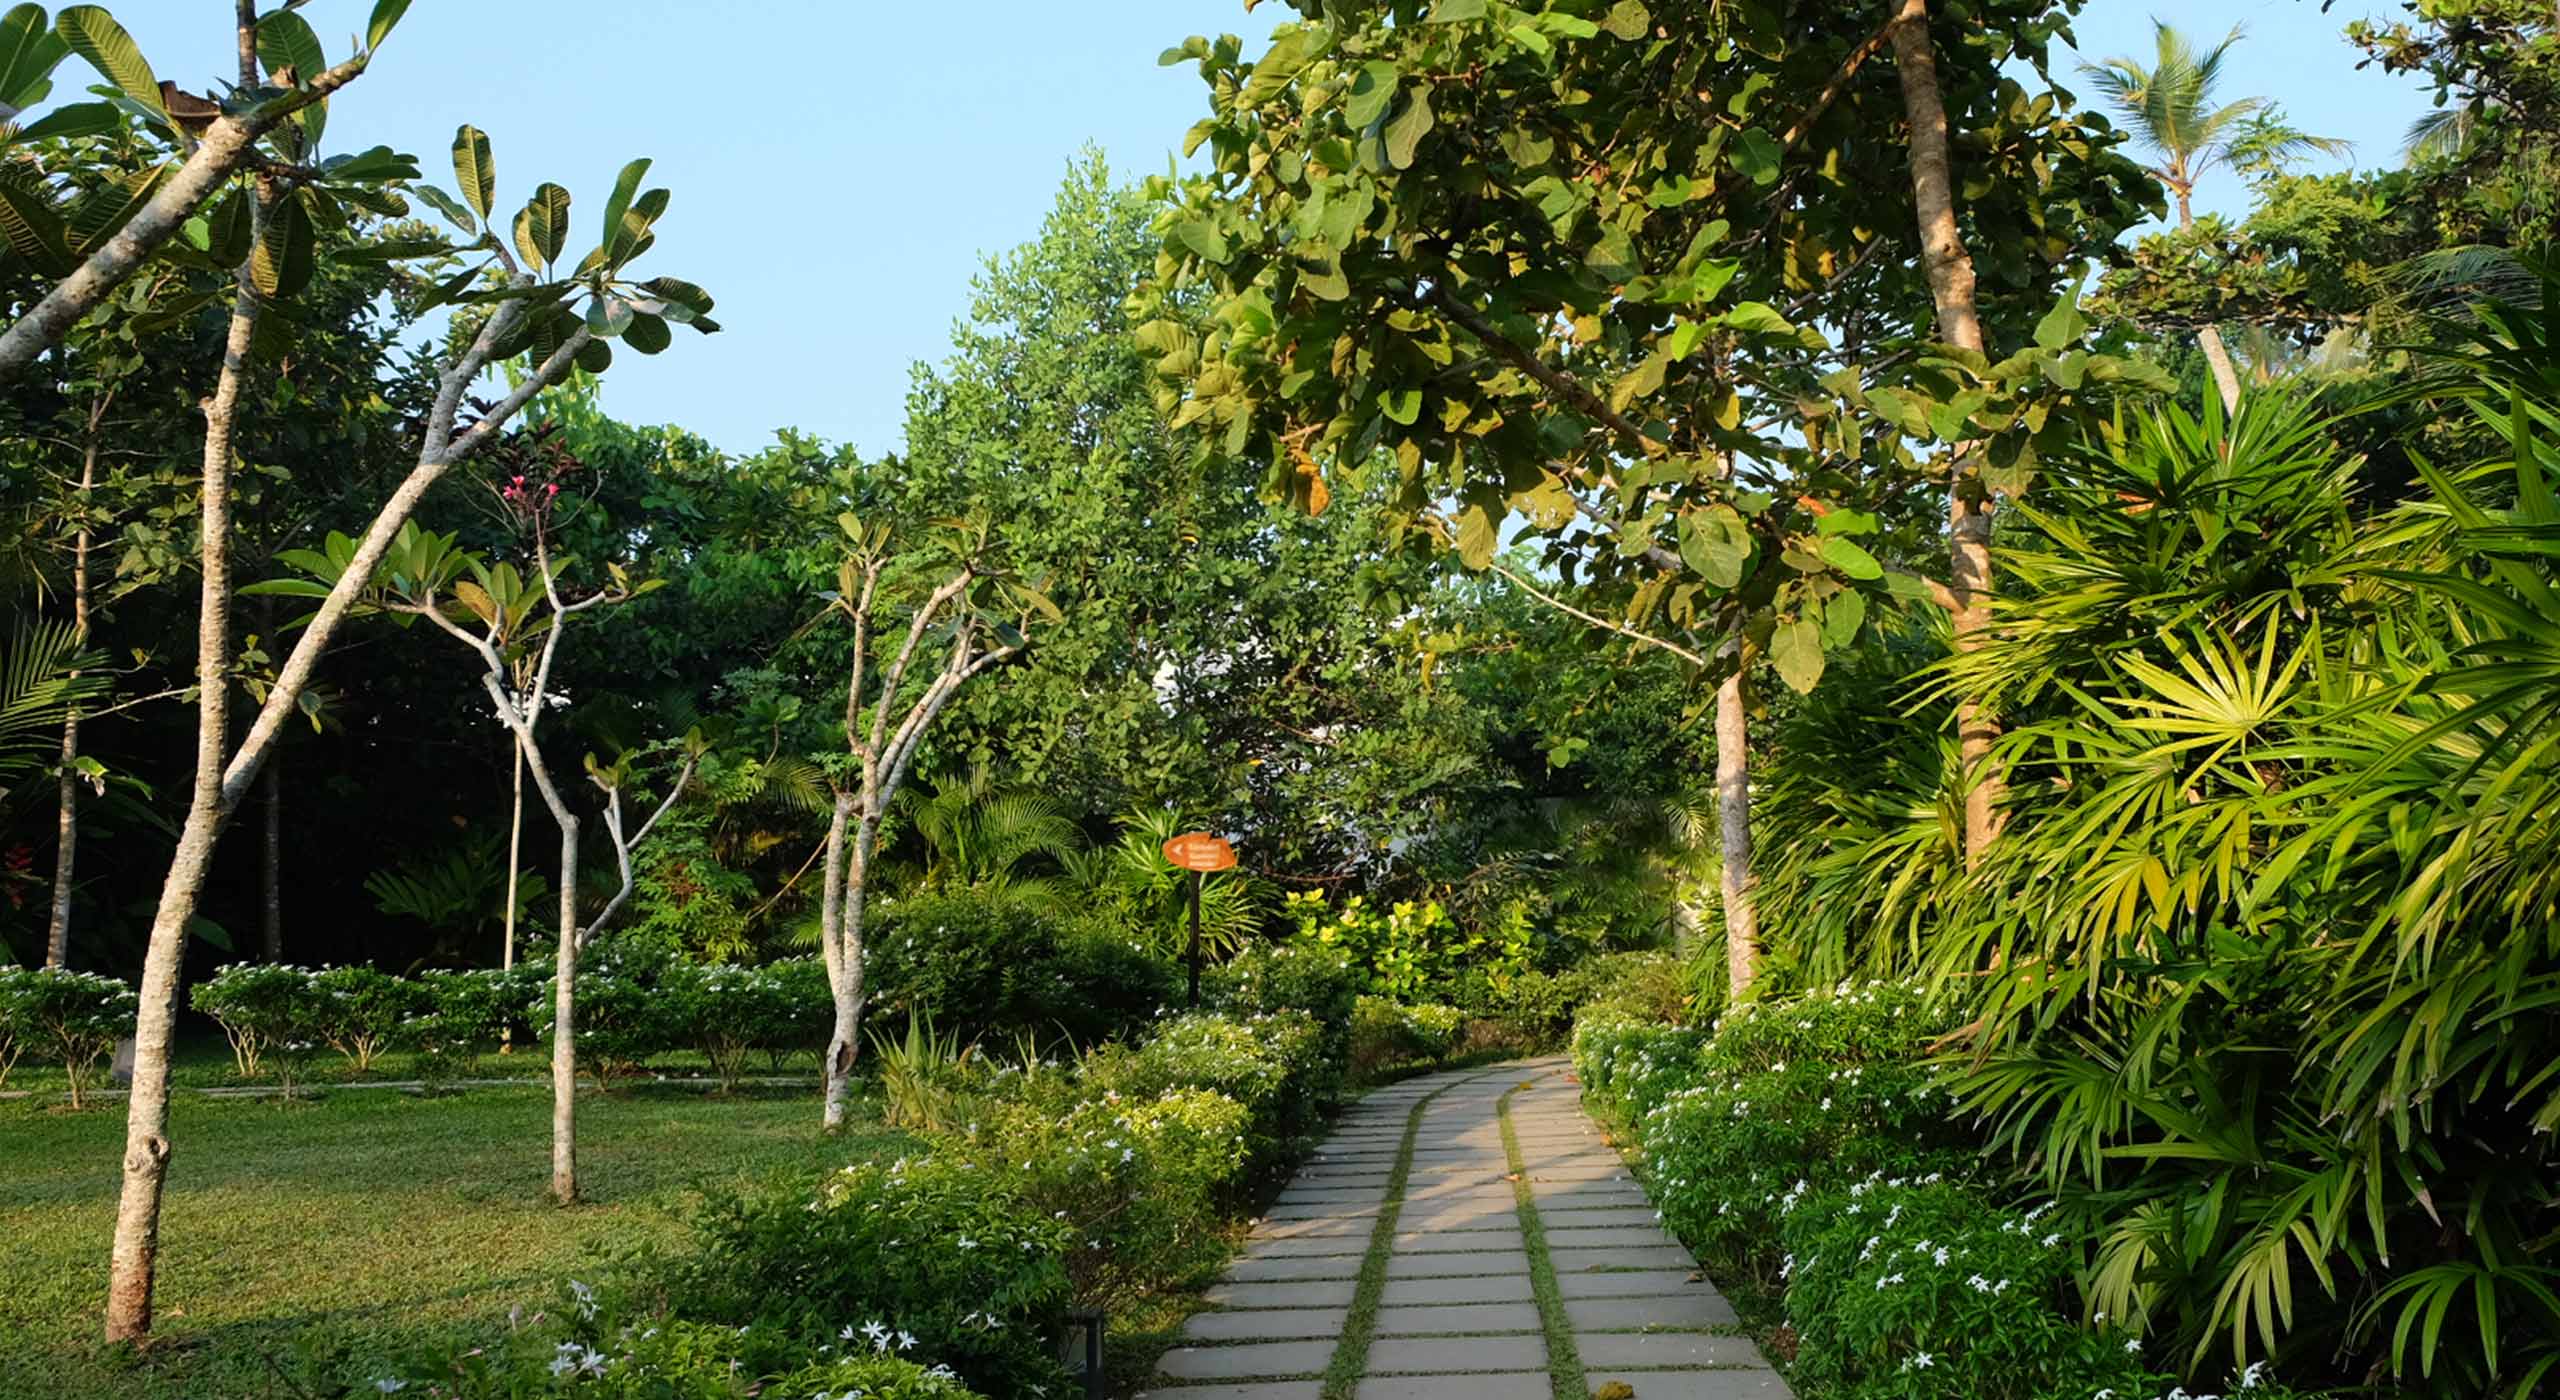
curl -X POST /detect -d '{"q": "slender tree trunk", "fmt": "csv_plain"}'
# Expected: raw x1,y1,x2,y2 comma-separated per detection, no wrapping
550,813,580,1205
260,750,282,960
2170,191,2245,415
817,792,855,1128
1891,0,2004,865
46,429,96,969
1714,667,1759,997
104,208,261,1345
499,743,524,1052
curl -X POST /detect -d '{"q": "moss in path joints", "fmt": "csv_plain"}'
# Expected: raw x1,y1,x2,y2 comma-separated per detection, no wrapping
1499,1075,1588,1400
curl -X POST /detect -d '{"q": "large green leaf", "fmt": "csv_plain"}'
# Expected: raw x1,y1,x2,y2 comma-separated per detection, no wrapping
1175,216,1227,264
1819,535,1883,580
365,0,412,50
54,7,158,119
0,174,69,274
1771,617,1824,693
250,187,316,298
599,156,649,256
513,181,568,268
622,310,669,354
450,124,493,220
11,99,117,142
1455,503,1498,569
1732,127,1780,185
1679,504,1753,588
1384,85,1435,169
412,182,477,233
199,186,252,267
254,10,324,82
1345,61,1399,127
0,3,67,117
63,160,161,255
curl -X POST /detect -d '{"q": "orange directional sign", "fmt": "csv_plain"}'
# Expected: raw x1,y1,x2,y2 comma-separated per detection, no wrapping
1161,832,1237,872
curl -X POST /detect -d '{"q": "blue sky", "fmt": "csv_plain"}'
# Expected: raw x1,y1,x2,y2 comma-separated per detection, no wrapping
115,1,2432,457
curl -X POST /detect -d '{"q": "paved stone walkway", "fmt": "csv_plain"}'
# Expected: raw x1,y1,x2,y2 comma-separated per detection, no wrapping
1143,1057,1791,1400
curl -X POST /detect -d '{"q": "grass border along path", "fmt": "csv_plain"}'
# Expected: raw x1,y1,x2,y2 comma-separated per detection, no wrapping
1500,1076,1589,1400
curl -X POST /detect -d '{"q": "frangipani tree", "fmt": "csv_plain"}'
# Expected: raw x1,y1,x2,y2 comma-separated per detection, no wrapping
254,512,697,1205
102,0,716,1339
1135,0,2159,989
815,513,1056,1130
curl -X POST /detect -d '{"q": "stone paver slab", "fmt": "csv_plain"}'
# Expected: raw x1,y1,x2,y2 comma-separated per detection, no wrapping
1383,1249,1528,1278
1550,1245,1697,1272
1157,1340,1336,1380
1182,1307,1350,1341
1543,1224,1686,1250
1207,1279,1358,1309
1555,1269,1713,1300
1581,1371,1794,1398
1241,1234,1371,1258
1138,1385,1324,1400
1391,1229,1527,1253
1577,1332,1769,1369
1368,1335,1547,1374
1372,1302,1542,1335
1353,1374,1552,1400
1226,1253,1363,1282
1566,1292,1739,1330
1381,1274,1534,1305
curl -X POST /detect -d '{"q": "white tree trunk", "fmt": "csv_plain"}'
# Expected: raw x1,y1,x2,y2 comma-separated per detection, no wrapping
105,247,259,1344
2196,323,2243,417
1714,669,1760,998
550,814,580,1205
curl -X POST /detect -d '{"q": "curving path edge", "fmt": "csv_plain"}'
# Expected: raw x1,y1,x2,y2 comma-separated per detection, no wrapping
1143,1056,1792,1400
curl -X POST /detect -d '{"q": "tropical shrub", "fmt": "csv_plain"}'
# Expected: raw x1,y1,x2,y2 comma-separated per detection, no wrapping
658,960,792,1092
866,890,1175,1048
1778,1174,2166,1400
648,1154,1073,1396
1206,939,1358,1070
1348,995,1462,1078
0,967,22,1088
1087,1008,1327,1171
967,1084,1251,1303
189,962,315,1078
305,965,427,1074
389,1281,989,1399
1283,890,1531,1003
2,967,134,1108
754,956,834,1068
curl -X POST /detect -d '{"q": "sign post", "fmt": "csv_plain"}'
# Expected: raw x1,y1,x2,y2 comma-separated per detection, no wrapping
1160,832,1237,1007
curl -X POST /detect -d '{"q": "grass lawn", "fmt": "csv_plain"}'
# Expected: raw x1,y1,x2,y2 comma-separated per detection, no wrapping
0,1056,909,1400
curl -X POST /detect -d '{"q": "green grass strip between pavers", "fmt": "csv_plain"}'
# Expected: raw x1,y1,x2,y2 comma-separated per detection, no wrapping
1499,1075,1589,1400
1317,1067,1504,1400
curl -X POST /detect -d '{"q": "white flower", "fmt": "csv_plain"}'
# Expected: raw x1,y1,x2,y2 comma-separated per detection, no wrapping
2124,1338,2143,1354
1912,1352,1934,1370
956,1236,978,1250
373,1382,408,1395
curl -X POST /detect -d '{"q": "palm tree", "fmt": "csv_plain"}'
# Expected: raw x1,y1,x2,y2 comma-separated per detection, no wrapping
2081,22,2350,413
886,765,1081,910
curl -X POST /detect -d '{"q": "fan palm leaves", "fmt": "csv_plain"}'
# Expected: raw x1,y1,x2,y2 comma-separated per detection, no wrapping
1060,806,1262,956
1913,277,2560,1387
0,619,104,798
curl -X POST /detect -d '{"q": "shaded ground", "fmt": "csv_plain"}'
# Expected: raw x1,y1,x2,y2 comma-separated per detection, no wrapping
0,1078,904,1399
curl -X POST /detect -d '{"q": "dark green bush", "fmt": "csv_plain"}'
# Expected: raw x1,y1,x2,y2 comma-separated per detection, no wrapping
648,1154,1072,1397
967,1084,1250,1304
1206,940,1357,1072
389,1282,989,1398
1085,1009,1328,1174
1779,1176,2161,1400
866,892,1176,1049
